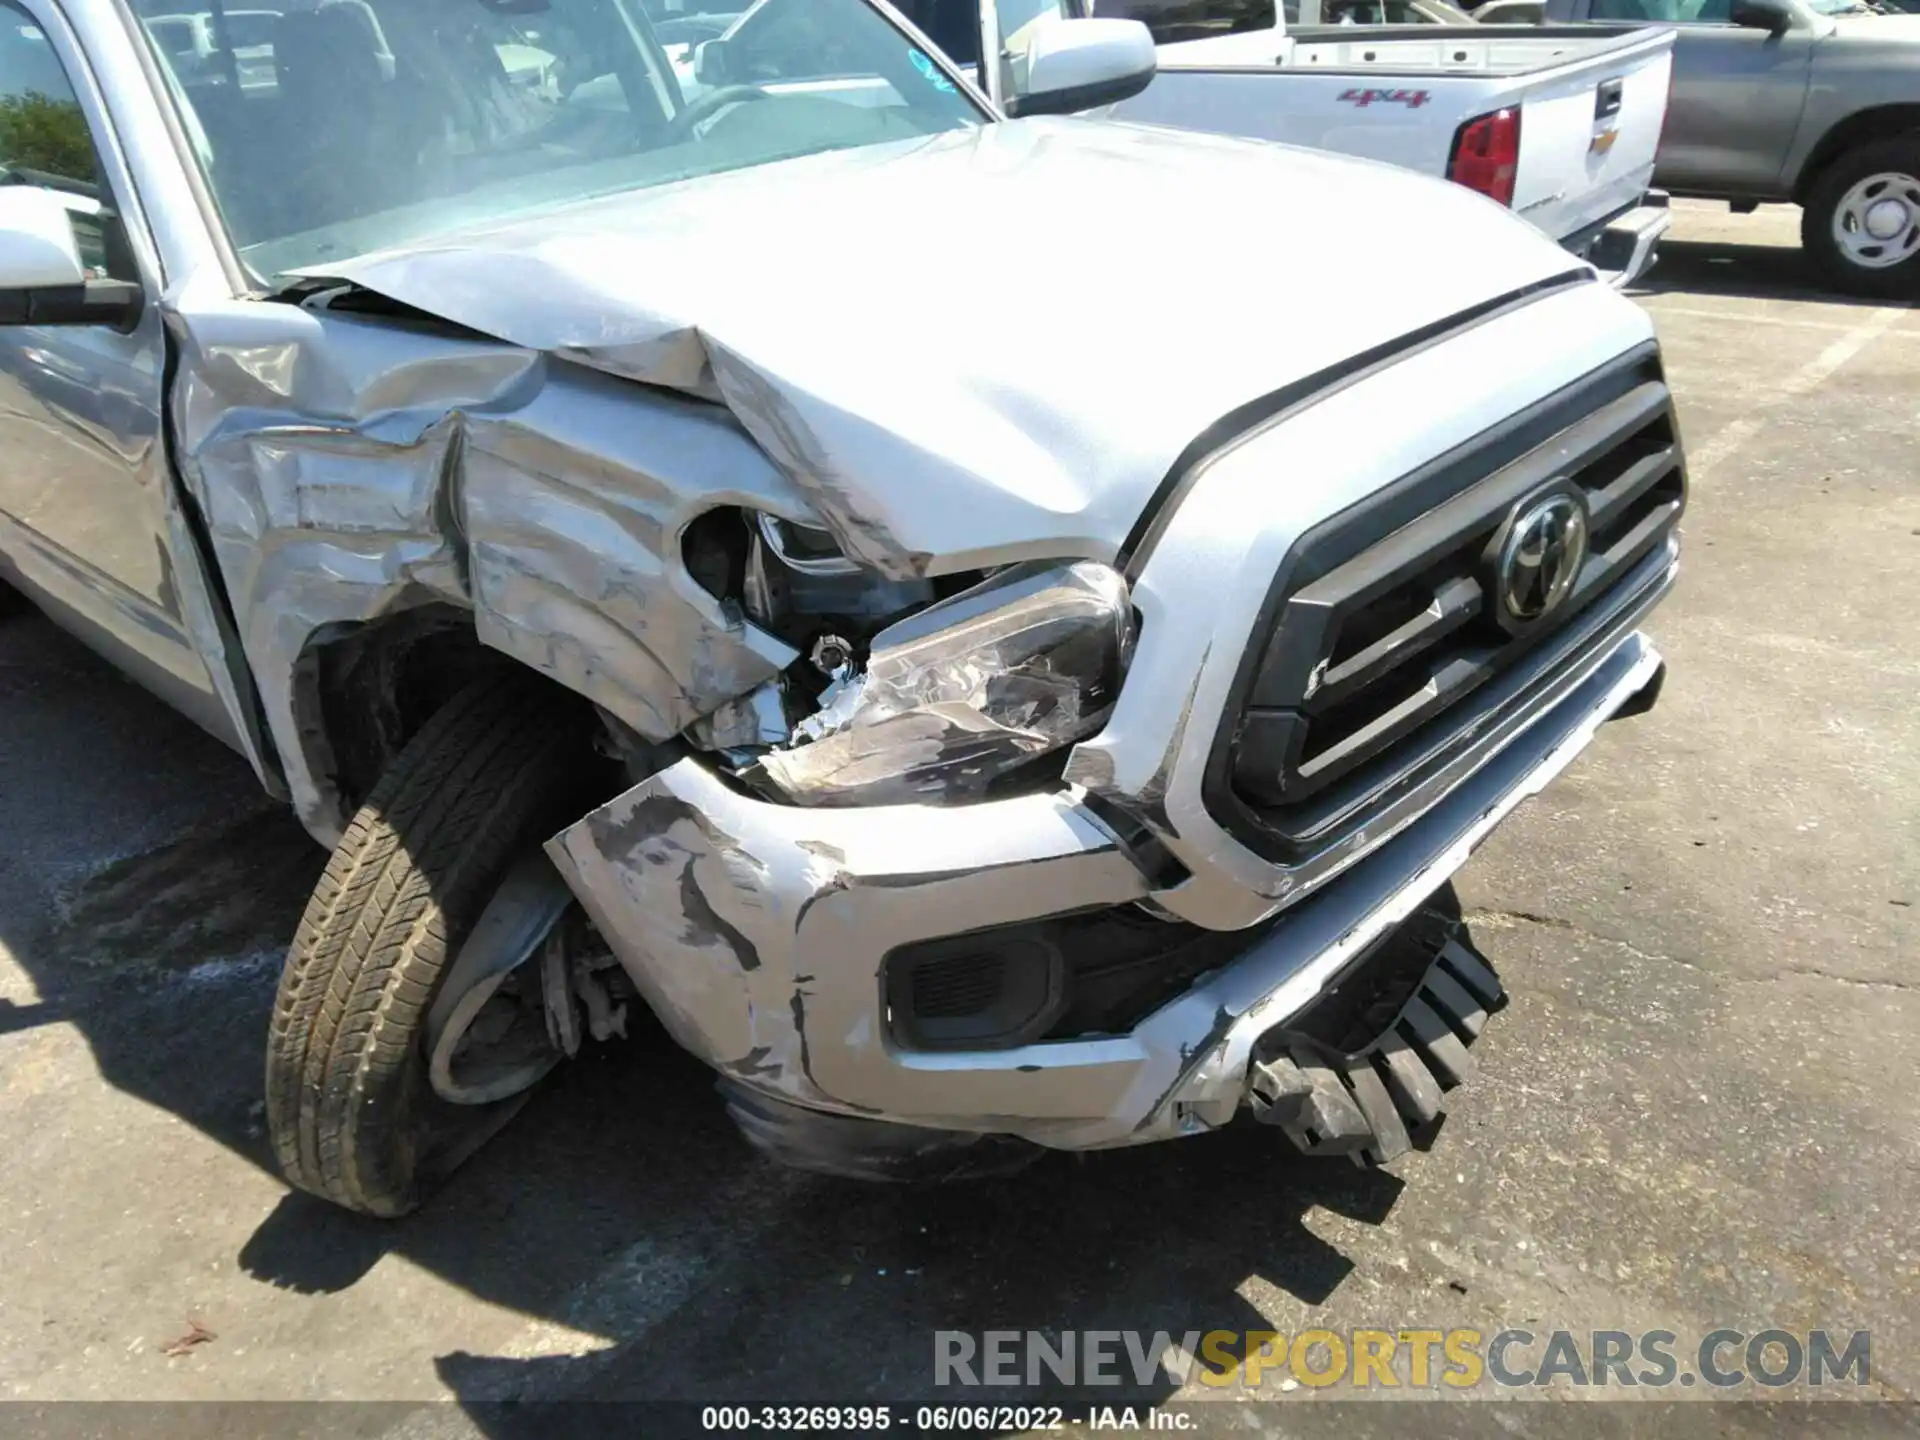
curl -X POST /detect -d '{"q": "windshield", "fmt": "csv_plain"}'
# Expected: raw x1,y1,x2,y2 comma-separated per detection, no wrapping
133,0,985,279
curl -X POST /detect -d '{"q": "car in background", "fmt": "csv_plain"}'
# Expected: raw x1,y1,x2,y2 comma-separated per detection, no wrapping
1470,0,1548,19
1070,0,1677,283
141,6,281,87
134,3,558,93
1288,0,1480,20
1468,0,1920,294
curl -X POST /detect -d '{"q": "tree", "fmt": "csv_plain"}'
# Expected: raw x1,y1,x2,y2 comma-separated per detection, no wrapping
0,92,100,188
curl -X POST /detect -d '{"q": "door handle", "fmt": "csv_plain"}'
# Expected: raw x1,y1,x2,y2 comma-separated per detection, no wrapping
1595,78,1624,121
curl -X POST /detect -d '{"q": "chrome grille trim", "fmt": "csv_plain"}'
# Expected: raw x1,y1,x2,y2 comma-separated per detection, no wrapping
1207,342,1686,864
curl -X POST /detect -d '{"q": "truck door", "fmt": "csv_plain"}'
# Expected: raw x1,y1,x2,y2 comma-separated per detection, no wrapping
1584,0,1812,196
0,0,242,746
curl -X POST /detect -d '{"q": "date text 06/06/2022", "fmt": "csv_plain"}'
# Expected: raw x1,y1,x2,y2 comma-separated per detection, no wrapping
699,1405,1190,1432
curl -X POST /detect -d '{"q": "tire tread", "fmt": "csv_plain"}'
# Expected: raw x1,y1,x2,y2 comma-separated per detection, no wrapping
265,678,587,1216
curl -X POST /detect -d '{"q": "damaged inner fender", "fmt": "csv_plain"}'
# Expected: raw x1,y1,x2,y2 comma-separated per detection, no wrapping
167,282,1136,843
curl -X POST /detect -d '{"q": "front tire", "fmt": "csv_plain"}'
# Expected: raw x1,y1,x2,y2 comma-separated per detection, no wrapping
1802,140,1920,298
265,678,591,1217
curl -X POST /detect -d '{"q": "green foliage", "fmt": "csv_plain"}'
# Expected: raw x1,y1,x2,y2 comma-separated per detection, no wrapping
0,91,98,186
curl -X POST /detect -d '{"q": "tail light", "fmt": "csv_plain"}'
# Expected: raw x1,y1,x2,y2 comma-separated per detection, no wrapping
1447,107,1521,208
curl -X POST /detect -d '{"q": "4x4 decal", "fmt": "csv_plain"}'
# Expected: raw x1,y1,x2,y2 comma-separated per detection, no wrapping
1337,87,1433,108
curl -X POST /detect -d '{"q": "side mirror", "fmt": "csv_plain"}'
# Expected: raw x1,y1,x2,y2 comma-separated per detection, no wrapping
1729,0,1792,35
1006,18,1157,118
0,186,142,329
693,37,733,88
0,185,87,290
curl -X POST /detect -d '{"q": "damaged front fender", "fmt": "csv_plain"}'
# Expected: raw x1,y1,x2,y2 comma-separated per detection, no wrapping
166,295,820,839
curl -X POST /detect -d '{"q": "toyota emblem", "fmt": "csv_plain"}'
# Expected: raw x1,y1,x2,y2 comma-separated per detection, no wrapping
1497,492,1589,624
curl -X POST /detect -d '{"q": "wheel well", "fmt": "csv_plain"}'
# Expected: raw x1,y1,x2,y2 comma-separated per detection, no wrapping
293,606,600,821
1793,106,1920,206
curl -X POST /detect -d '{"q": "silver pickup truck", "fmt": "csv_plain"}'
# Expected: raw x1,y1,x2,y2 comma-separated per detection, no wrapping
1532,0,1920,294
0,0,1684,1216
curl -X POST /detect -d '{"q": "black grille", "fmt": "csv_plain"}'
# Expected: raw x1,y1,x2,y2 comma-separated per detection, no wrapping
1210,343,1684,861
885,933,1065,1050
910,954,1009,1018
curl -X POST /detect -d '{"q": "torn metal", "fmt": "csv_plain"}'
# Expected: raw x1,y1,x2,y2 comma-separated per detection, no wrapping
165,295,807,838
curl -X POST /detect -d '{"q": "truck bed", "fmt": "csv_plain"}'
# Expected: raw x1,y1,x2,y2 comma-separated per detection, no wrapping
1280,24,1660,76
1105,24,1675,277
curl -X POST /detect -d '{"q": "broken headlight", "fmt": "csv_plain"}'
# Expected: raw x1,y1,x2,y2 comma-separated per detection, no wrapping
755,560,1134,808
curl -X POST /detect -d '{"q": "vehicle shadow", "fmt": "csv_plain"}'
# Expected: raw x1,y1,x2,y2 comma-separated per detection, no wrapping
425,1110,1407,1411
1633,236,1917,308
0,610,1415,1408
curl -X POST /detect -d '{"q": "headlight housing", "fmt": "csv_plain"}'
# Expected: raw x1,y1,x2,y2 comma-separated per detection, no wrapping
755,560,1134,807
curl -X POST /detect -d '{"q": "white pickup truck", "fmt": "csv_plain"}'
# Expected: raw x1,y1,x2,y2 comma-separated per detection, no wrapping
854,0,1676,284
0,0,1684,1216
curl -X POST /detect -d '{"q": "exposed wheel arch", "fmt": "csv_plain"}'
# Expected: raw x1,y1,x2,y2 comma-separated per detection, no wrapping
291,606,602,829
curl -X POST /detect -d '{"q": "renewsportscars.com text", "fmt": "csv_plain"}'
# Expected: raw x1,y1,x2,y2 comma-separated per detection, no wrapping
934,1328,1872,1391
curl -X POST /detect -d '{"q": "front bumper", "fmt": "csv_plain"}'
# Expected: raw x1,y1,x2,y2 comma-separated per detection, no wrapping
547,623,1666,1152
548,284,1676,1155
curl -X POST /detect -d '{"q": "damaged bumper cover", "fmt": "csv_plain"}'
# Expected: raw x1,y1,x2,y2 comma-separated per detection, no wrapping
547,623,1666,1152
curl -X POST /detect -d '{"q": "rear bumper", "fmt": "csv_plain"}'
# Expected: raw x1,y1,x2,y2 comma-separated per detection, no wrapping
1589,190,1672,289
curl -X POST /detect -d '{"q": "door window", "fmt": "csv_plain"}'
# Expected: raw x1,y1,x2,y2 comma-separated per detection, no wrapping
1591,0,1732,18
0,3,135,279
0,6,102,194
1094,0,1277,44
1322,0,1445,19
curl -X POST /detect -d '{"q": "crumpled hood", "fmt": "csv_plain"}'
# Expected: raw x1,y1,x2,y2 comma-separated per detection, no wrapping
321,117,1584,575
